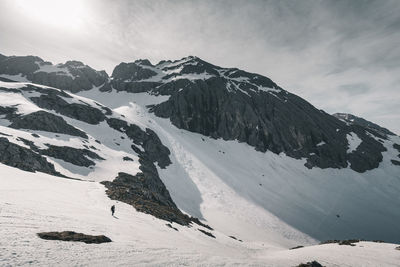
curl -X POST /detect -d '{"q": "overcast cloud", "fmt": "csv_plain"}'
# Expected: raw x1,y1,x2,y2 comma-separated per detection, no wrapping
0,0,399,133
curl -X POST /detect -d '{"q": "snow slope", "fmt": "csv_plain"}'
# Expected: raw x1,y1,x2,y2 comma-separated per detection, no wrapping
1,163,399,266
79,88,400,244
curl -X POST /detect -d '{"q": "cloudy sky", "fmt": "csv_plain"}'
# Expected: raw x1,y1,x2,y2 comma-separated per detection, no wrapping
0,0,399,133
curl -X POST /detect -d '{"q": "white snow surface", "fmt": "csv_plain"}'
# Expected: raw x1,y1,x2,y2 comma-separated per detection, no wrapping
346,132,362,153
34,62,74,78
0,82,399,265
1,164,400,266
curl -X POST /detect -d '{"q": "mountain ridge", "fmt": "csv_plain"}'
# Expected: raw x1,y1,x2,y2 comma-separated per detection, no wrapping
0,53,398,173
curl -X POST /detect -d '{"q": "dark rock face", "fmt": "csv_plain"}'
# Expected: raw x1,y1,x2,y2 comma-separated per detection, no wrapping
0,55,41,75
37,231,111,244
103,118,212,227
297,261,324,267
109,61,161,92
333,113,395,137
41,145,104,167
198,229,215,238
102,172,193,226
112,61,157,81
391,160,400,166
106,118,171,168
290,245,304,250
0,83,107,125
1,83,110,127
320,239,360,246
0,137,64,177
30,94,106,125
166,223,178,231
150,77,386,172
0,55,108,93
0,106,18,120
394,143,400,153
9,111,88,138
108,56,393,173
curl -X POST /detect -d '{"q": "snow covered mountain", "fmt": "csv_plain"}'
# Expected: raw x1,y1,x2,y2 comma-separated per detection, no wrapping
0,53,108,92
1,54,400,266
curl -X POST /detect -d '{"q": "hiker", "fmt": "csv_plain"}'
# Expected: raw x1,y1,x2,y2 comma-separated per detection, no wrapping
111,205,115,216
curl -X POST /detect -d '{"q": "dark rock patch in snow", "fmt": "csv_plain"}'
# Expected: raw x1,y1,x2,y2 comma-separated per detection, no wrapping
0,137,65,177
37,231,111,244
123,156,133,161
0,106,18,120
41,145,104,167
296,261,324,267
0,132,12,136
101,172,192,225
102,172,211,229
30,93,106,125
198,229,215,238
290,245,304,250
393,143,400,153
320,239,360,246
9,111,88,138
228,235,242,242
107,118,171,168
391,160,400,166
166,223,178,231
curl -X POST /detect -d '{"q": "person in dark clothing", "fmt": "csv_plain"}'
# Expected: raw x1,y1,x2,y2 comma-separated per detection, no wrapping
111,205,115,216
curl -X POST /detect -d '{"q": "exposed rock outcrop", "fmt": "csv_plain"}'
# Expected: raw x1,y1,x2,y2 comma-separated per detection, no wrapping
30,93,106,125
0,137,65,177
106,118,171,168
37,231,112,244
102,172,192,225
297,261,324,267
41,145,104,167
150,77,386,172
9,111,88,138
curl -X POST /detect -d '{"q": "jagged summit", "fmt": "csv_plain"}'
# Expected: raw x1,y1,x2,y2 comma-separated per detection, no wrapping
0,54,108,92
110,55,281,95
0,53,399,173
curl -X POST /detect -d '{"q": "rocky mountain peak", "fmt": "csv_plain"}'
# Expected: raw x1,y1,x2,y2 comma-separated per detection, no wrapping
63,60,86,68
0,54,109,93
134,59,153,67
